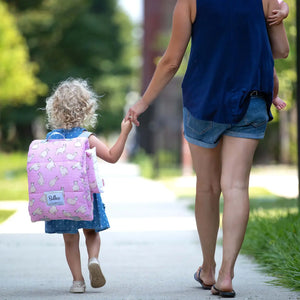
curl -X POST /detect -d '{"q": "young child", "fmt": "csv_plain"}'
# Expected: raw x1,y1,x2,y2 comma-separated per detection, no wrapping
45,78,132,293
268,0,289,110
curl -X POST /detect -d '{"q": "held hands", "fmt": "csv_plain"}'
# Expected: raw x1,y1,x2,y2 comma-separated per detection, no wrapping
121,118,133,135
125,99,149,127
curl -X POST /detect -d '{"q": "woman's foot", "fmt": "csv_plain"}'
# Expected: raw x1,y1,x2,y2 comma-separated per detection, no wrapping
211,285,236,298
212,270,235,298
194,266,215,289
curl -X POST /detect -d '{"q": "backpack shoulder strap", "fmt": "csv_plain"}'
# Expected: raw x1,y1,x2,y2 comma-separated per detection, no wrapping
47,131,66,140
79,131,93,138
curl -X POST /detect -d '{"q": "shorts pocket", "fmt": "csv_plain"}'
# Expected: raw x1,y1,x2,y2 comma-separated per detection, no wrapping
251,118,268,128
185,109,213,135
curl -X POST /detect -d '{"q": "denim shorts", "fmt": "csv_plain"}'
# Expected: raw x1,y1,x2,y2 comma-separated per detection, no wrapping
183,96,269,148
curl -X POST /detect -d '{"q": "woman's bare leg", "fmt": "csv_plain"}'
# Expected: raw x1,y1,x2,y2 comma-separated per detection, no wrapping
63,233,84,282
216,136,259,292
188,141,222,286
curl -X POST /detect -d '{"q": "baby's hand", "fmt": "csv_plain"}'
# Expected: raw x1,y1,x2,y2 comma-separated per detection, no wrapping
121,118,132,135
267,9,286,26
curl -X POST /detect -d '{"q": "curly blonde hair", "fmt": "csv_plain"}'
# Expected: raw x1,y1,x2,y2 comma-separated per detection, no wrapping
46,78,99,130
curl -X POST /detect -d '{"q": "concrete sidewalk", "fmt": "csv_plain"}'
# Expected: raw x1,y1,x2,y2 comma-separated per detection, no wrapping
0,163,299,299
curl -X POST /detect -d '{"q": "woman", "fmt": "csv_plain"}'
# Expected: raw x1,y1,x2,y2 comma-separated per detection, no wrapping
126,0,289,297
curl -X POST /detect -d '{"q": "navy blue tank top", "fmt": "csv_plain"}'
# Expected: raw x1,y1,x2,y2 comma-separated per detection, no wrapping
182,0,274,124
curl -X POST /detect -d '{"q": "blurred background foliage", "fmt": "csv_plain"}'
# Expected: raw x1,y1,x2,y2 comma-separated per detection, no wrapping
0,0,297,167
0,1,46,106
270,0,297,164
0,0,140,151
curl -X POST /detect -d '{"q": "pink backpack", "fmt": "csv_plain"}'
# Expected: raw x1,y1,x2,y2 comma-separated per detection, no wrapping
27,132,104,222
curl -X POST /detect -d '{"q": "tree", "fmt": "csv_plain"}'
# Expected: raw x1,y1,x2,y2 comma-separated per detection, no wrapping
0,1,46,107
2,0,138,150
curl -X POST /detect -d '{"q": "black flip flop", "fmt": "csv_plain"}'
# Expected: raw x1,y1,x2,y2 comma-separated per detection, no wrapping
194,267,213,290
212,285,236,298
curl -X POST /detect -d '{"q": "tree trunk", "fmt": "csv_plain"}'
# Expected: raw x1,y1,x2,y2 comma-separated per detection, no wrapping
279,110,290,163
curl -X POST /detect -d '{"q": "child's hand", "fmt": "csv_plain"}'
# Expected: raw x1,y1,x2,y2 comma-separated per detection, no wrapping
267,9,286,26
121,119,132,135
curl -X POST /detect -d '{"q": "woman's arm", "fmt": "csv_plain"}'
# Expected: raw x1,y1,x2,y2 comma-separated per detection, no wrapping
126,0,194,126
263,0,289,59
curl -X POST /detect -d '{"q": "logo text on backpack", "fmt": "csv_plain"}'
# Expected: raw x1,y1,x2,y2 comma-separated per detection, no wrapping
45,191,65,206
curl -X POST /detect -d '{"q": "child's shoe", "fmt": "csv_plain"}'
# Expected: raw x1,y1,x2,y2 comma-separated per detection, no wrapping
88,257,106,288
69,280,86,293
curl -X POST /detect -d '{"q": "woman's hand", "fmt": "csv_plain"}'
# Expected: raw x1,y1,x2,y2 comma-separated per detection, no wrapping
125,99,149,127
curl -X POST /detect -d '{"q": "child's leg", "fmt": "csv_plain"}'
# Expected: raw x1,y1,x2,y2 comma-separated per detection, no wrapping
63,233,84,282
83,229,106,288
83,229,100,259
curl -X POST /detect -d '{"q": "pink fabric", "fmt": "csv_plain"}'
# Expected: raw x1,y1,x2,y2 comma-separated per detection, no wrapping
86,147,104,193
27,137,96,222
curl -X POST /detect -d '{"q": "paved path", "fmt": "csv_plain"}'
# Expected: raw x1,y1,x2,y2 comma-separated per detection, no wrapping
0,163,299,299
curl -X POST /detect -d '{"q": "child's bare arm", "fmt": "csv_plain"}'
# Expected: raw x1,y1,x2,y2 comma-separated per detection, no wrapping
267,0,289,26
89,119,132,163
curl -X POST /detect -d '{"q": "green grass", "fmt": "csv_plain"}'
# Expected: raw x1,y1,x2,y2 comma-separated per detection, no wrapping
0,152,28,200
0,210,15,224
242,209,300,291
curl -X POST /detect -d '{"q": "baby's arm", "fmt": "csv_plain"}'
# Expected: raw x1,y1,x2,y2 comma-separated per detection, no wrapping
267,0,289,26
89,119,132,163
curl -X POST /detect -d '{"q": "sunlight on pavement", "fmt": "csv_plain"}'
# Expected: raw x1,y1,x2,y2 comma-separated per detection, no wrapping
109,216,195,232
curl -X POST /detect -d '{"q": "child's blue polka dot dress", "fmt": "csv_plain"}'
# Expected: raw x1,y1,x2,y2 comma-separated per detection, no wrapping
45,127,110,234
